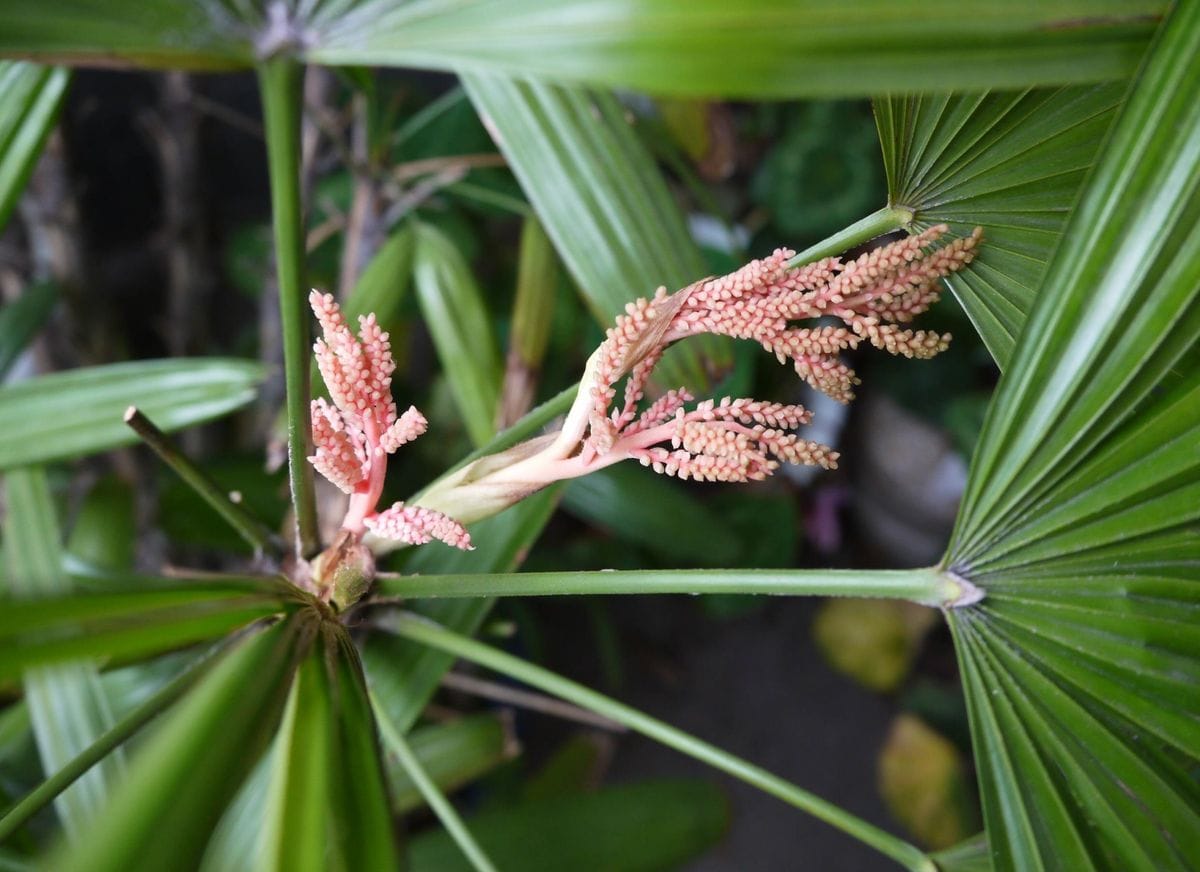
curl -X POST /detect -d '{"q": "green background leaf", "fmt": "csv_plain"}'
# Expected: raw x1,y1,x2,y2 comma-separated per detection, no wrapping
0,359,264,469
463,74,726,389
365,486,561,734
408,779,727,872
48,620,301,872
0,283,56,381
2,467,121,839
412,220,503,448
387,714,514,815
562,465,741,565
0,62,67,231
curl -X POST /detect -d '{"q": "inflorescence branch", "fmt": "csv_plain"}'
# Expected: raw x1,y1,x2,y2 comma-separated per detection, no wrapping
305,226,982,601
412,224,980,531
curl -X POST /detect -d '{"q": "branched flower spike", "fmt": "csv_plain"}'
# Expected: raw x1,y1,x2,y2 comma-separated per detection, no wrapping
580,224,981,482
308,290,472,551
412,226,982,534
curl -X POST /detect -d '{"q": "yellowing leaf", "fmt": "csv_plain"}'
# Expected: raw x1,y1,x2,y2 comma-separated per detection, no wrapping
812,599,936,692
879,713,979,850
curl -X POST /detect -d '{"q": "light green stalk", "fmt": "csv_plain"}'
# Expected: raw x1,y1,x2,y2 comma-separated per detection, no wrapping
258,57,319,558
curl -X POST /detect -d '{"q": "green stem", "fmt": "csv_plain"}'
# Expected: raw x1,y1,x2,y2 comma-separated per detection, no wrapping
381,613,935,872
377,567,962,607
258,57,320,559
0,651,213,842
370,693,498,872
124,407,278,556
787,205,913,267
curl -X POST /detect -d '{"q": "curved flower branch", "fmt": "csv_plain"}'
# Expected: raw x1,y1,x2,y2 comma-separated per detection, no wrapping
409,225,981,535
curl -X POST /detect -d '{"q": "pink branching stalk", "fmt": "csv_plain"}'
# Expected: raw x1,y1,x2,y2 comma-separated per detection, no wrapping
308,291,472,550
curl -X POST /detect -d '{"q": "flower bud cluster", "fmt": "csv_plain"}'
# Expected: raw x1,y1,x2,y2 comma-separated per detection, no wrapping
307,291,471,551
579,226,980,483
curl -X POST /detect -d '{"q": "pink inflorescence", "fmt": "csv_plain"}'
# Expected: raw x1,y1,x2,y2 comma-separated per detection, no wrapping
307,290,472,550
583,225,980,483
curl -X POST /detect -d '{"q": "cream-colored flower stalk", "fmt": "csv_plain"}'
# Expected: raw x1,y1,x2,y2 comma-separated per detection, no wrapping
407,225,981,538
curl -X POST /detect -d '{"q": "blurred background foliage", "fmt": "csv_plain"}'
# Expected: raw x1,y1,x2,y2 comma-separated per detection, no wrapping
0,67,995,868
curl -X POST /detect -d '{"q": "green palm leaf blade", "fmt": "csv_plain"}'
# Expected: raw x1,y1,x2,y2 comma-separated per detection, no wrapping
0,283,57,381
0,578,290,680
940,3,1200,869
258,649,333,872
47,619,303,872
0,1,1166,96
412,220,503,449
0,61,67,231
933,833,991,872
308,1,1164,97
0,0,252,69
322,630,401,870
203,712,509,870
407,779,727,871
261,624,397,871
0,358,265,469
874,83,1125,368
2,467,121,839
461,73,725,390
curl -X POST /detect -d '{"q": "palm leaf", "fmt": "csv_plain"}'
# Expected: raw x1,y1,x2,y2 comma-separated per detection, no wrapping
48,618,303,872
462,74,724,389
0,283,56,381
0,0,251,69
0,645,217,843
0,359,264,469
562,465,742,565
258,648,333,872
874,83,1125,367
0,62,67,231
386,714,515,814
934,833,991,872
373,694,496,872
260,623,398,870
0,577,290,679
407,779,727,872
309,1,1164,97
0,2,1165,96
321,629,400,870
1,467,120,838
941,2,1200,868
412,220,503,448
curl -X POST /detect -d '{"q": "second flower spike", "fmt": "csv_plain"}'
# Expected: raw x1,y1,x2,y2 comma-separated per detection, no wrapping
307,290,472,551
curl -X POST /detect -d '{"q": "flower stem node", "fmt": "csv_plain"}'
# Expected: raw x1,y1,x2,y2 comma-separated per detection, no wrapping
310,529,376,611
